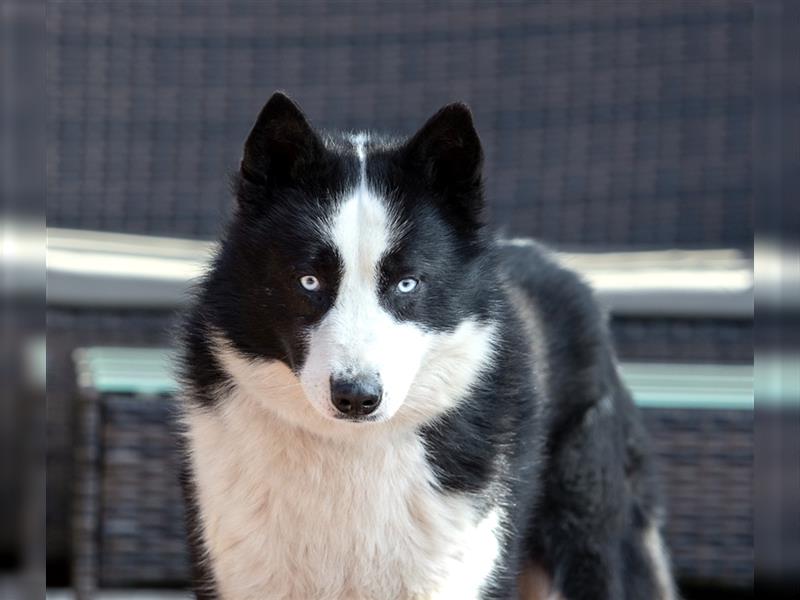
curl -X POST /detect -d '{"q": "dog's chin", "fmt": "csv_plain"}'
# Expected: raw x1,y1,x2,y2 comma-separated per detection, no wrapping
249,391,395,439
292,395,412,436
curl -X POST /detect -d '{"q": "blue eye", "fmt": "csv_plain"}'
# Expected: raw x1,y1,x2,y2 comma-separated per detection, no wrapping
299,275,320,291
396,278,418,293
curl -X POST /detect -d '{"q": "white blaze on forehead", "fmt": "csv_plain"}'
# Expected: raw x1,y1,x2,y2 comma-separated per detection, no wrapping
351,131,368,163
330,133,396,328
331,135,394,283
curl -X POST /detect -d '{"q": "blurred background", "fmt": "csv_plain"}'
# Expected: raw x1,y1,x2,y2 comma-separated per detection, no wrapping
36,0,767,597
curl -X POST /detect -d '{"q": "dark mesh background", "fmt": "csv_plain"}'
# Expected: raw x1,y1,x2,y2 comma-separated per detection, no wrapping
47,0,752,250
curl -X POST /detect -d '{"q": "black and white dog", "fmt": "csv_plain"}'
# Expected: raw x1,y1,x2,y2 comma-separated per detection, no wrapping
179,92,677,600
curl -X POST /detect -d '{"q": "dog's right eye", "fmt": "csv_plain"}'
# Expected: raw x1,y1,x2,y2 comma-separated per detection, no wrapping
299,275,320,292
396,278,419,293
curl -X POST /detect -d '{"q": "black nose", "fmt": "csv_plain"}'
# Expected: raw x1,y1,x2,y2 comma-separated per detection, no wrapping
330,376,382,418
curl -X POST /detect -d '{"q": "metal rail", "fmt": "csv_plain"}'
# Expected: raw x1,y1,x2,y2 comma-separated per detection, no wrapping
48,228,753,318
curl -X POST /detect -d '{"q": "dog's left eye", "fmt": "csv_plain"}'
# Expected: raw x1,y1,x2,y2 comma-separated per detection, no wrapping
396,278,418,293
299,275,320,291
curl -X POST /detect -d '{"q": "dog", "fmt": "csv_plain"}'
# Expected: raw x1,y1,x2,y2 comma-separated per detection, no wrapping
178,92,678,600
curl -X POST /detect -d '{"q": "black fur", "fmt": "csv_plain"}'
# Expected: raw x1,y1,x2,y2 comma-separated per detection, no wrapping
500,242,666,599
180,93,674,599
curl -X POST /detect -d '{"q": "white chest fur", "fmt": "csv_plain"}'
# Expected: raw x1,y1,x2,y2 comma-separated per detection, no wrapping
184,393,504,600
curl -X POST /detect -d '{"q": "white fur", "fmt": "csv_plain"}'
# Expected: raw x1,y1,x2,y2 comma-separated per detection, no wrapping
184,368,504,599
644,523,678,600
505,282,550,402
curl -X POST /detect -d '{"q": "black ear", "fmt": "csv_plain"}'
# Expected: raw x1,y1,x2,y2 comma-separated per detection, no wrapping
403,103,484,216
240,92,324,187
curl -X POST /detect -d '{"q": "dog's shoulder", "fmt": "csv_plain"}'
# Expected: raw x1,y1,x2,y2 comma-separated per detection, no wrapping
496,238,622,431
497,238,603,329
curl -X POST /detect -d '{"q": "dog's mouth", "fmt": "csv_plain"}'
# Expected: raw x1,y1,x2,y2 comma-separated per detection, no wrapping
332,413,382,424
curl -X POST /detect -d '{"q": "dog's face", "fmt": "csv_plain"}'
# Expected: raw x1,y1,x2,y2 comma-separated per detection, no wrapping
206,93,497,430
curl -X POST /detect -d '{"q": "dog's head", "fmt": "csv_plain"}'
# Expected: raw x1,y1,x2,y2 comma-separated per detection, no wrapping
204,92,497,433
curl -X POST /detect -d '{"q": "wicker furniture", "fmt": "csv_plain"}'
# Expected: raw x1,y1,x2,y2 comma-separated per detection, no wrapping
72,349,188,599
72,348,752,595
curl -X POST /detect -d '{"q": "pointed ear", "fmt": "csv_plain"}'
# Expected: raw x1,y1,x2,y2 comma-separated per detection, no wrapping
240,92,324,187
403,103,484,216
